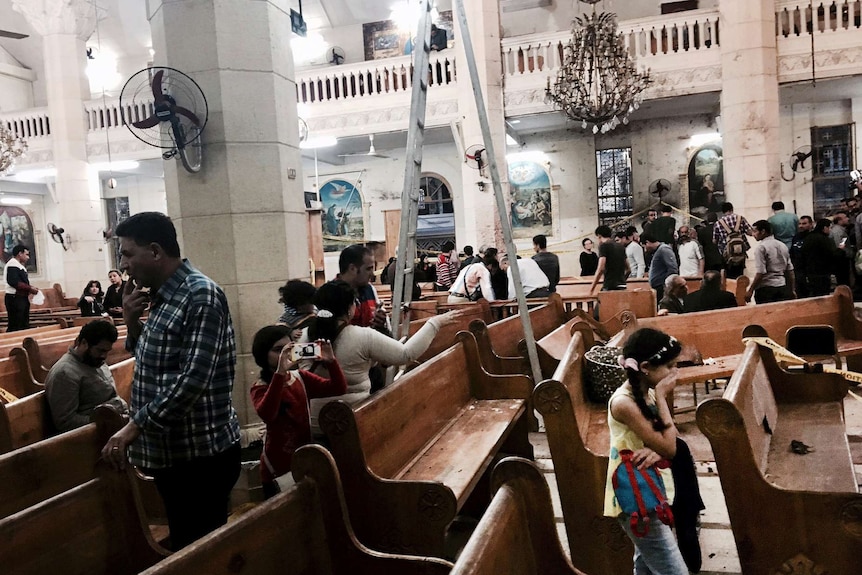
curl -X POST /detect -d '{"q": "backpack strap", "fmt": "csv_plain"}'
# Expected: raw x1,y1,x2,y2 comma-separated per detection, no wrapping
732,216,741,233
640,464,675,528
621,451,651,537
718,218,732,234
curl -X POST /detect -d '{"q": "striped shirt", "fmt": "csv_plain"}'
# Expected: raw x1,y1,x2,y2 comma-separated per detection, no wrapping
128,260,240,469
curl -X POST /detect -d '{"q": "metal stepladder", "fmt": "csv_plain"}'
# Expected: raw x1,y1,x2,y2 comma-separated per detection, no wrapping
388,0,542,387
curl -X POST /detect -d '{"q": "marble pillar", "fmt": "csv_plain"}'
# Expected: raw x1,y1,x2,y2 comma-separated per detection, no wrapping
453,0,508,250
718,0,782,221
13,0,107,290
148,0,307,424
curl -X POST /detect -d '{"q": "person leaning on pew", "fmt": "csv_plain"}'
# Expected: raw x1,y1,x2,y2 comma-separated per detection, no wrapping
100,212,242,552
45,319,127,433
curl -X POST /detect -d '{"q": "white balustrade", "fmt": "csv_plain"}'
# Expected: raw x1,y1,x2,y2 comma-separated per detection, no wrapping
295,51,457,104
776,0,862,37
84,97,155,132
1,107,51,139
617,8,720,59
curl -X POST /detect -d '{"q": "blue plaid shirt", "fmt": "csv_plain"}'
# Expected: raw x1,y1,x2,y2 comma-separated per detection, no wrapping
128,260,240,469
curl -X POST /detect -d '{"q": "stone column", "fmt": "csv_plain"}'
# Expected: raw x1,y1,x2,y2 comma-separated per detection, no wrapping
718,0,782,221
13,0,106,289
453,0,508,249
148,0,307,424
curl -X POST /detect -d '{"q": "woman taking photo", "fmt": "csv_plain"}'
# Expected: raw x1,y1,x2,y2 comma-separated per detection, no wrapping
250,325,346,497
603,327,689,575
77,280,106,317
307,280,459,432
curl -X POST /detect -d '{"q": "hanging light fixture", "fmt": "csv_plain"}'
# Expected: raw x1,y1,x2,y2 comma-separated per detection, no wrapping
0,124,28,176
545,0,651,134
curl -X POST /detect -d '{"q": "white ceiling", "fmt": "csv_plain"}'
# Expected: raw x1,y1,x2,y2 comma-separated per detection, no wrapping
0,0,453,73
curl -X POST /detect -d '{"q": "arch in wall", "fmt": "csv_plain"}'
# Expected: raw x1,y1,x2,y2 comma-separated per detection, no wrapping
687,143,724,219
417,173,455,253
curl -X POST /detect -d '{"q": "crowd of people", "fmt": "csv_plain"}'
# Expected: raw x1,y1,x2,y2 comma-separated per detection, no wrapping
577,191,862,313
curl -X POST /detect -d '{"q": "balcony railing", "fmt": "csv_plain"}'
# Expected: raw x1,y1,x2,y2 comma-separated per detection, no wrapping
3,4,862,155
296,51,456,104
776,0,862,37
2,107,51,140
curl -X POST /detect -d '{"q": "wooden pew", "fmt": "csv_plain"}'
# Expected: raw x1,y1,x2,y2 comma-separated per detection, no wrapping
532,330,632,575
609,285,862,382
0,462,170,574
449,456,584,575
0,404,124,519
0,324,62,343
0,357,135,455
696,341,859,575
597,287,656,323
405,300,493,368
0,348,41,401
137,444,453,575
533,317,594,379
468,293,571,377
319,331,534,557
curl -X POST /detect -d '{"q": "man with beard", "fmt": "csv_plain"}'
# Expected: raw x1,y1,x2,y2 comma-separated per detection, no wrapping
45,319,123,432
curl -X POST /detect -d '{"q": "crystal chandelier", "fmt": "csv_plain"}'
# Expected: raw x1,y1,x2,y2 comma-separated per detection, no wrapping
545,0,651,134
0,124,28,176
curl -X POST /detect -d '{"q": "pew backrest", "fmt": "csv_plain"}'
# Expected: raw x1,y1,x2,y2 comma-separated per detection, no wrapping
137,445,453,575
0,347,41,400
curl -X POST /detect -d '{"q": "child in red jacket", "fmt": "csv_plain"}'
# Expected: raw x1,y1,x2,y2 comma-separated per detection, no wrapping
250,325,346,497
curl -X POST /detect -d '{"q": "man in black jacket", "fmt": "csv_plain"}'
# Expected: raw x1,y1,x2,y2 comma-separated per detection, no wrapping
684,270,737,313
3,245,39,331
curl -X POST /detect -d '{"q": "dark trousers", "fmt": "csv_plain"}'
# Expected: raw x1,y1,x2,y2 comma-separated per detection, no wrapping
754,285,790,304
5,294,30,331
806,275,831,297
147,442,241,550
725,262,745,280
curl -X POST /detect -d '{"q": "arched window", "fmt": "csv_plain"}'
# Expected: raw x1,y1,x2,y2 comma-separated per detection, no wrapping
417,174,455,253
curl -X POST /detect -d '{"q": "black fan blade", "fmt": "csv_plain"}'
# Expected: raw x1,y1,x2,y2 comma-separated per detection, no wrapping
133,115,161,129
173,106,202,127
152,70,166,102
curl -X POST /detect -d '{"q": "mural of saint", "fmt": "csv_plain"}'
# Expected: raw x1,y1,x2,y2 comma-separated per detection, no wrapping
508,160,553,239
688,145,724,218
319,179,365,253
0,207,37,273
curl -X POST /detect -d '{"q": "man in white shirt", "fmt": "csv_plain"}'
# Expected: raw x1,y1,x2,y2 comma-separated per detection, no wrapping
3,244,39,331
677,225,705,277
619,226,646,278
505,255,551,299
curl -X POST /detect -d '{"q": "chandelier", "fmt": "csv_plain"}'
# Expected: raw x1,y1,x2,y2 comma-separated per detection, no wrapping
545,0,651,134
0,123,28,176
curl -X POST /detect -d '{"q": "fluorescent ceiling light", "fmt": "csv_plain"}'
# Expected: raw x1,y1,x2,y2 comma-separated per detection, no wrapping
89,161,140,172
389,2,439,33
0,196,33,206
506,151,548,163
4,167,57,181
689,132,721,147
300,136,338,149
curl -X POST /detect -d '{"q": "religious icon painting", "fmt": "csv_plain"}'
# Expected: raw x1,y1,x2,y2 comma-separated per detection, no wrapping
687,144,724,218
0,207,37,274
508,160,554,239
319,179,365,252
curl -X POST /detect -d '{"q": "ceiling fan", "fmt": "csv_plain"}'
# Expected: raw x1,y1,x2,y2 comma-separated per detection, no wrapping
339,134,390,159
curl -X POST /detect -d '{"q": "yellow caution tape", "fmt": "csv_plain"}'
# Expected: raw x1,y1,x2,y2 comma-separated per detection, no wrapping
742,336,862,385
0,387,19,403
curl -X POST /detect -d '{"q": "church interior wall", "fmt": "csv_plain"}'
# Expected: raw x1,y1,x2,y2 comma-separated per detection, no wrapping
0,46,34,111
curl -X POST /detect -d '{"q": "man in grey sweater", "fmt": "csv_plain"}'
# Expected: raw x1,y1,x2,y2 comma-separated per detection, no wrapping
45,320,122,432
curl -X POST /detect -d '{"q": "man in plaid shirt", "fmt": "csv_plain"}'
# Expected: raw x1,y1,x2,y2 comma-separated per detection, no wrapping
101,212,240,550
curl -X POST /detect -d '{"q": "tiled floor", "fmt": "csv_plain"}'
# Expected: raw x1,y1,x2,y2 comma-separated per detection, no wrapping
530,380,862,575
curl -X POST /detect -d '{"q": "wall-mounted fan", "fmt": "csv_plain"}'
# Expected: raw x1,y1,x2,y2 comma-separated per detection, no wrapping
464,144,486,170
328,46,346,65
781,145,814,181
47,223,69,251
119,67,208,173
339,134,390,159
648,178,672,201
0,29,28,40
299,117,309,145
